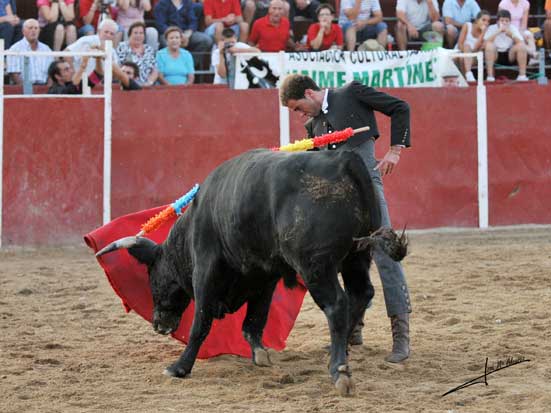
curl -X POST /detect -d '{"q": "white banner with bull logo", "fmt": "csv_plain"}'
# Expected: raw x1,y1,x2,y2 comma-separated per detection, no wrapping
233,48,467,89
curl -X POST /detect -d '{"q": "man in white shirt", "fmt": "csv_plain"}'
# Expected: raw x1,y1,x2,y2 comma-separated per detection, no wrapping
65,18,118,75
483,9,528,82
7,18,53,85
395,0,444,50
338,0,388,51
211,27,259,85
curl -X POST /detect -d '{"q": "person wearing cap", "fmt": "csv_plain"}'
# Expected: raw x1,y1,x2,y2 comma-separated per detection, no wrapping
279,73,412,366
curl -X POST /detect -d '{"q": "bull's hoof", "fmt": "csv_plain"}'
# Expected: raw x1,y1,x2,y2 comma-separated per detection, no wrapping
163,364,190,378
253,348,272,367
334,365,355,397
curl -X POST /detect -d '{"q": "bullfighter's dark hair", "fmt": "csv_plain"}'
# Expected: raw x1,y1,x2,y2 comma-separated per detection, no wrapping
122,61,140,79
496,9,511,20
128,21,146,39
279,74,321,107
316,3,335,16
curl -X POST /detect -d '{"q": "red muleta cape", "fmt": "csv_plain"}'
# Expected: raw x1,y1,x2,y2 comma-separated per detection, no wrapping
84,206,307,359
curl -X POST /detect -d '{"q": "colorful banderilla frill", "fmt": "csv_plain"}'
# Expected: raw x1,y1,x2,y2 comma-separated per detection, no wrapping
138,184,200,236
271,127,355,152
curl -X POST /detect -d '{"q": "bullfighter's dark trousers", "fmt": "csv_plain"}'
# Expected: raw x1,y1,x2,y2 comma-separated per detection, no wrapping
344,137,412,317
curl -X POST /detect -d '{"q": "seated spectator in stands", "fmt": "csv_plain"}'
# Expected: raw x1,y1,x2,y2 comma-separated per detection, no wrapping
156,26,195,85
457,9,490,82
338,0,388,51
545,0,551,51
442,0,481,48
484,9,528,82
249,0,292,51
212,27,259,85
116,21,158,86
289,0,319,30
203,0,248,44
117,0,159,50
79,0,117,37
66,19,119,75
395,0,444,50
37,0,77,51
498,0,538,63
7,19,53,85
307,3,343,50
0,0,22,48
153,0,212,52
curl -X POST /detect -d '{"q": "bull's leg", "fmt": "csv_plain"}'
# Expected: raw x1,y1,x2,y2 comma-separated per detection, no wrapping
302,267,355,396
341,252,374,344
242,280,279,367
164,295,214,378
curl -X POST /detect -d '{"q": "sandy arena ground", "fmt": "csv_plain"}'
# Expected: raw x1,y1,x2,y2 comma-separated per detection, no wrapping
1,227,550,412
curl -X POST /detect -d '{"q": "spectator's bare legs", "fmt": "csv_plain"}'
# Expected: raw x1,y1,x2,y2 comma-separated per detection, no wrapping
463,44,474,73
239,21,249,42
445,24,458,48
345,26,357,51
53,23,65,51
242,0,255,25
484,40,497,78
65,24,76,48
395,21,408,50
431,21,445,37
377,28,388,48
509,42,527,76
523,32,536,59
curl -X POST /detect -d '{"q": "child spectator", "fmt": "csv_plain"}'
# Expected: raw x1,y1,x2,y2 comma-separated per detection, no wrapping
457,9,490,82
498,0,538,64
307,3,343,50
156,26,195,85
0,0,22,48
483,9,528,81
37,0,77,51
338,0,388,51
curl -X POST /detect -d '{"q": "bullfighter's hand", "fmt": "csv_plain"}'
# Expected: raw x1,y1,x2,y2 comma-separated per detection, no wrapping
375,146,402,176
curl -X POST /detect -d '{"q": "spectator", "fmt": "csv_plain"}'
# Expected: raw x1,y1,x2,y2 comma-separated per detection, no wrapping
395,0,444,50
457,9,490,82
117,0,158,50
211,27,259,85
79,0,116,37
289,0,319,29
545,0,551,51
66,18,118,75
442,0,481,48
307,3,343,50
116,21,158,86
156,26,195,85
249,0,291,51
484,9,528,82
338,0,388,51
203,0,248,44
7,19,53,85
498,0,538,63
47,56,102,93
0,0,22,48
153,0,212,52
37,0,77,51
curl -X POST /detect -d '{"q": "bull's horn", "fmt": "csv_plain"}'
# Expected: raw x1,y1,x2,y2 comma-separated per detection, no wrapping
96,236,140,257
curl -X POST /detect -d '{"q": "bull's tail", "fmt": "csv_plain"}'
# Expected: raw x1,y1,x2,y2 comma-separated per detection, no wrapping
353,227,408,262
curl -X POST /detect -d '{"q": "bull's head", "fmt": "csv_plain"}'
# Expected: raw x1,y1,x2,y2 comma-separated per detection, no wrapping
96,237,187,335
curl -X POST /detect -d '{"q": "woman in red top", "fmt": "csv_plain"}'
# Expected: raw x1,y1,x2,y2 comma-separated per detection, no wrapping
307,3,343,51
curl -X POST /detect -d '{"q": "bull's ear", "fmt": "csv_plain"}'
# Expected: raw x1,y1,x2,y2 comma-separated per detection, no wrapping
128,237,160,267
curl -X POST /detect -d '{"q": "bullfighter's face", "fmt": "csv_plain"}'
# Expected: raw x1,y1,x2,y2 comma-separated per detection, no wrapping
149,264,187,336
286,96,322,119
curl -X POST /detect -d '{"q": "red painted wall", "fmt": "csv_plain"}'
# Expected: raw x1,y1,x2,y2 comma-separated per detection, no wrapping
3,84,550,246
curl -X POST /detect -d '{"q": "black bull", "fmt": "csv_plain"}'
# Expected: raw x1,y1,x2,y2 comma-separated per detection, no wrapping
97,149,407,396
